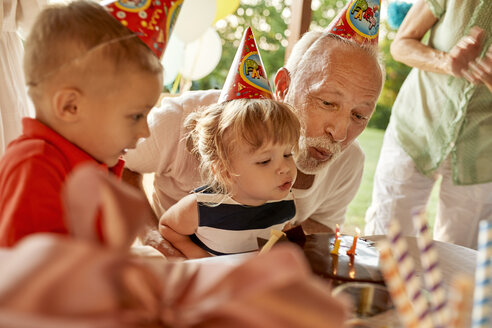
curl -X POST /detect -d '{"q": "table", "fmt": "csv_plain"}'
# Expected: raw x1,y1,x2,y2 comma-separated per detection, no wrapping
358,235,477,328
134,236,477,327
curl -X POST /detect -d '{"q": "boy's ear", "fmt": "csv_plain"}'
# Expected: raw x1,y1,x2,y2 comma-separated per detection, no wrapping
52,88,82,122
274,67,291,101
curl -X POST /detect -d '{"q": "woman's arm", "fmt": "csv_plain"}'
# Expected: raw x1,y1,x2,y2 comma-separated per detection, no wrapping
391,0,485,78
158,194,210,258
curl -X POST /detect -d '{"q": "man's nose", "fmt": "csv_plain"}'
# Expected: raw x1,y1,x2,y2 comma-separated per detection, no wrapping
325,114,349,143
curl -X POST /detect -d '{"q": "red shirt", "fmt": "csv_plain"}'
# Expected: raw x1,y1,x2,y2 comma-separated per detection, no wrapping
0,118,124,247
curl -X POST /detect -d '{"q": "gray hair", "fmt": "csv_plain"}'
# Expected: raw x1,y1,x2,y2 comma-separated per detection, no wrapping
285,31,385,87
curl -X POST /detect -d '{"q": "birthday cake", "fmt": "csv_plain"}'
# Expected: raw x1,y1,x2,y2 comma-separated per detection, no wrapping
258,228,393,318
303,233,384,285
261,227,384,286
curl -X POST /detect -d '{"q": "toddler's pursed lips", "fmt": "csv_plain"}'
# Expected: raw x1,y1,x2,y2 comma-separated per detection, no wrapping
279,180,292,191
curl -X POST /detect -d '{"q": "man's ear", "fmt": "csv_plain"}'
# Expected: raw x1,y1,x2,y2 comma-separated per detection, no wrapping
274,67,291,101
52,88,82,122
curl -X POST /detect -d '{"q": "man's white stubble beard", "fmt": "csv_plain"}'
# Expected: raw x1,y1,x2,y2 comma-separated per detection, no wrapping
294,135,342,175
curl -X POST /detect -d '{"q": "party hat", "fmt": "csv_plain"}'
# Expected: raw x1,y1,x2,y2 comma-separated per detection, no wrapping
103,0,183,59
326,0,380,45
218,27,273,103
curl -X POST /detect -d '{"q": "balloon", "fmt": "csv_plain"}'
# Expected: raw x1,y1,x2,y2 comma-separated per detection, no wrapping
213,0,240,24
161,34,185,85
173,0,216,43
180,28,222,80
387,1,413,30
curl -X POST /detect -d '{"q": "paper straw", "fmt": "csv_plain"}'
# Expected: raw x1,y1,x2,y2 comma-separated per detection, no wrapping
259,229,285,254
414,212,448,327
472,220,492,328
387,219,432,327
378,239,419,328
449,274,474,328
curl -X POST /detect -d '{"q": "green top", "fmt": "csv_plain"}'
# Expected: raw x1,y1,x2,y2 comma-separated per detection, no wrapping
391,0,492,185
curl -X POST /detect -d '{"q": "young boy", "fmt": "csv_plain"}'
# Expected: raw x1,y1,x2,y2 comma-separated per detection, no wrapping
0,1,163,246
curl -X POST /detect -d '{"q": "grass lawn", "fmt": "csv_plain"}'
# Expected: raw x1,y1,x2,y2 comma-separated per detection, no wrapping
344,128,440,235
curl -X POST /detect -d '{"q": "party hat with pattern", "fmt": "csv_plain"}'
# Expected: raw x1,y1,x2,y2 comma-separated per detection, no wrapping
218,27,273,103
326,0,380,45
103,0,183,59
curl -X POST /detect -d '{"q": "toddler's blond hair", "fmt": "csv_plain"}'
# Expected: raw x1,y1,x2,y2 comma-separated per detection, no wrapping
24,0,162,104
186,99,301,195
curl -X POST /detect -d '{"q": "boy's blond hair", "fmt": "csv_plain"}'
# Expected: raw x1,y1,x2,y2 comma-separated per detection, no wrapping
185,99,301,195
24,0,162,100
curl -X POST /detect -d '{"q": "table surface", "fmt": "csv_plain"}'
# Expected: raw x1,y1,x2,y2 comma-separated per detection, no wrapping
359,235,477,328
135,235,478,328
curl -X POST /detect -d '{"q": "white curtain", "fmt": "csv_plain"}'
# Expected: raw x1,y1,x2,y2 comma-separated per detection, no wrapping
0,0,46,155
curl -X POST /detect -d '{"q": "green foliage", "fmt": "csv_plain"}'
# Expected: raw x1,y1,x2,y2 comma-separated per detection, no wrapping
368,21,412,129
192,0,291,90
192,1,412,131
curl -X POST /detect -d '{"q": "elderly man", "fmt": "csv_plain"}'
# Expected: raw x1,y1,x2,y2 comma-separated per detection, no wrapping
123,28,384,256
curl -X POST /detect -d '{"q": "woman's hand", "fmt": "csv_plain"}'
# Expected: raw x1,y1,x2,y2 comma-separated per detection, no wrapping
466,44,492,92
447,26,486,79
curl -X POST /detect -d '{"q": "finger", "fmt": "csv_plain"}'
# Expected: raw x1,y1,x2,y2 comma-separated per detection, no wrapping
469,61,492,86
474,60,492,75
461,68,481,84
486,48,492,61
468,26,485,44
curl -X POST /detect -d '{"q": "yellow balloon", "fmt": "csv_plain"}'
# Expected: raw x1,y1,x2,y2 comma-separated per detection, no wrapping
213,0,240,24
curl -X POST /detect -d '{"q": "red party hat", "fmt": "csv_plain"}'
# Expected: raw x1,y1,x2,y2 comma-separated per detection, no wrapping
102,0,183,59
218,27,273,103
326,0,380,45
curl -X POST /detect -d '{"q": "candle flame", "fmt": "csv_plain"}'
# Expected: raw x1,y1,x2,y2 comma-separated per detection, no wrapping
355,227,361,235
336,231,341,238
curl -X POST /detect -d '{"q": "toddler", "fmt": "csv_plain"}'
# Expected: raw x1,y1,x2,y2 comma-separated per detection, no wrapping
159,98,301,258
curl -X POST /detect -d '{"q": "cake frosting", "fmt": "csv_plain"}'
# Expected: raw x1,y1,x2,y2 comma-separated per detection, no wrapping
302,233,384,285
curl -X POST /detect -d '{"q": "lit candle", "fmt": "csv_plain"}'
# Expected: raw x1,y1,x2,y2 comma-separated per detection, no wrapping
335,224,340,241
346,227,360,256
330,231,341,255
349,255,355,279
331,253,338,275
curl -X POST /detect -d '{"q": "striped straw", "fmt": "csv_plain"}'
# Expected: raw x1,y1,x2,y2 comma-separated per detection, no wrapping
378,239,419,328
449,274,474,328
387,219,432,327
414,212,448,327
472,220,492,328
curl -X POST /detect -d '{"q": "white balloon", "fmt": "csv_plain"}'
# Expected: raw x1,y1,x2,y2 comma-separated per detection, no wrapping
161,34,185,85
173,0,217,43
181,28,222,81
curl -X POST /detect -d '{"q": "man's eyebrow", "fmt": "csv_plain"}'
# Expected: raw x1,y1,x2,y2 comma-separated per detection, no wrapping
315,90,343,98
359,101,377,107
